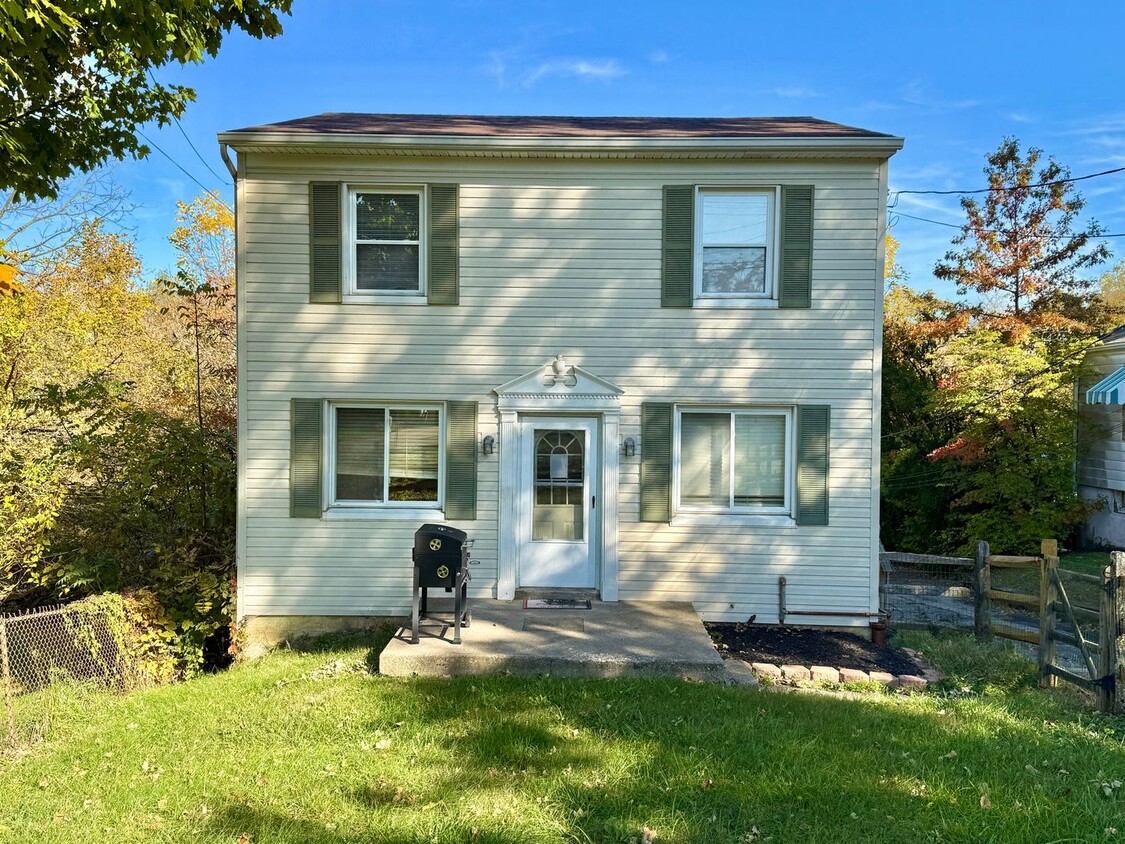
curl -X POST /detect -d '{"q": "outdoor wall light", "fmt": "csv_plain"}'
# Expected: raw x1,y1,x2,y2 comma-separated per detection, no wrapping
482,435,495,456
623,437,636,458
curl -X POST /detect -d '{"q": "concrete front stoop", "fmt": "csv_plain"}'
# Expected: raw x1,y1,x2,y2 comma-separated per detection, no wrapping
378,599,726,681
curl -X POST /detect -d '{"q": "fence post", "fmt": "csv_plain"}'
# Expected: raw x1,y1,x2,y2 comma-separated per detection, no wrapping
973,540,991,639
1108,551,1125,715
1,618,13,747
1039,539,1059,689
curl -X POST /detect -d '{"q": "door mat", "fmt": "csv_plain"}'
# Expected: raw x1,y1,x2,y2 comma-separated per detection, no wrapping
523,598,592,610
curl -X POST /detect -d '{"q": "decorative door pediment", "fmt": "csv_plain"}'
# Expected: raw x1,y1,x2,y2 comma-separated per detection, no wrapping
494,355,623,413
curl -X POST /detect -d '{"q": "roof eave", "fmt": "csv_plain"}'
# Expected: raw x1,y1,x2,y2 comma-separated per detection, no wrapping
216,131,905,159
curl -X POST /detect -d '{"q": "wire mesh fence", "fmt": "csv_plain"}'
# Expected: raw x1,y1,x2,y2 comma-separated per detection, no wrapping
1,597,155,748
881,542,1125,712
879,552,975,631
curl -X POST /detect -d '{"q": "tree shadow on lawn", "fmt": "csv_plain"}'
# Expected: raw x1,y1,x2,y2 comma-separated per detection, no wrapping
206,802,529,844
359,677,1119,844
283,626,396,674
199,675,1120,844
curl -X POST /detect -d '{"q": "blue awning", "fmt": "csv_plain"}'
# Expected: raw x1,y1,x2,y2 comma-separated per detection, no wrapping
1086,366,1125,405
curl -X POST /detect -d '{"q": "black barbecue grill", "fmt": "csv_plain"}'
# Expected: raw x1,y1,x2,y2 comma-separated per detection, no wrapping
410,523,473,644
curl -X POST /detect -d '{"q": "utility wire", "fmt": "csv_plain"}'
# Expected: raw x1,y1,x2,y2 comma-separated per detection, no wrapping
888,209,1125,239
172,118,230,186
147,70,231,187
890,165,1125,198
137,129,233,212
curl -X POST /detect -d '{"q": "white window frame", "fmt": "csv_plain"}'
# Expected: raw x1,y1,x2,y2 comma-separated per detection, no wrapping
1113,489,1125,515
693,185,780,307
324,401,444,510
345,185,427,301
672,405,794,516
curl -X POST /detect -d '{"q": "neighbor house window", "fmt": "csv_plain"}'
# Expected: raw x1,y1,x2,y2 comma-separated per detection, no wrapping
1113,489,1125,514
676,408,792,514
348,188,425,295
331,405,441,507
694,187,777,300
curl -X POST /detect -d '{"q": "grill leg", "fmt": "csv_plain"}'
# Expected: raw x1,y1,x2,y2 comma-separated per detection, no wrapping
452,571,464,645
410,567,420,644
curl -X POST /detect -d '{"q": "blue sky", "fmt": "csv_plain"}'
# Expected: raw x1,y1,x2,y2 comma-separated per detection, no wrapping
115,0,1125,295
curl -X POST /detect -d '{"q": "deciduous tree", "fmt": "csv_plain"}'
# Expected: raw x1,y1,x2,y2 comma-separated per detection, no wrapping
0,0,291,200
934,138,1110,334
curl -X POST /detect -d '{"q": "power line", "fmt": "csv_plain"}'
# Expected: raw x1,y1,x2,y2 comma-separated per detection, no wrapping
172,118,229,186
147,71,230,187
137,129,233,212
889,209,1125,239
890,164,1125,198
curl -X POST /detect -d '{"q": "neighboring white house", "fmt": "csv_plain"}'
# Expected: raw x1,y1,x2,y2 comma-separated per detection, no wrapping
1079,326,1125,547
217,114,903,647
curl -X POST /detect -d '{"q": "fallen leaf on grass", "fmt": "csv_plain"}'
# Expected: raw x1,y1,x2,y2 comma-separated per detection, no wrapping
641,826,658,843
980,793,992,810
375,738,393,750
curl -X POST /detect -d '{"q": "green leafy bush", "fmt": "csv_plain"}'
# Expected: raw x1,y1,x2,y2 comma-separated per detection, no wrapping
8,376,235,672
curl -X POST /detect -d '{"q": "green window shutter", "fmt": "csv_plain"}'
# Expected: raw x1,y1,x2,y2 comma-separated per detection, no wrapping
290,398,323,518
795,405,830,526
309,182,342,303
662,185,694,308
778,185,814,309
427,184,460,305
444,400,477,520
640,402,673,522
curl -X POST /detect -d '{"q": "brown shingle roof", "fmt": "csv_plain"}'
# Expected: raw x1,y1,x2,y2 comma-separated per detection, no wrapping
226,113,894,140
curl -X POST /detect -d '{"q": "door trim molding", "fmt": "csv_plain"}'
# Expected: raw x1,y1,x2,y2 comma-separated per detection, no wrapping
516,418,597,589
494,357,622,601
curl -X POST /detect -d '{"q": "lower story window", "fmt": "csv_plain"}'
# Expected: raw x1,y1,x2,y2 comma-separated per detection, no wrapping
677,408,792,514
1113,489,1125,514
332,405,441,507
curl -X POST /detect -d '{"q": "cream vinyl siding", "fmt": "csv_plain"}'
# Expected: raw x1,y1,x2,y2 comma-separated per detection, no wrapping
238,154,885,623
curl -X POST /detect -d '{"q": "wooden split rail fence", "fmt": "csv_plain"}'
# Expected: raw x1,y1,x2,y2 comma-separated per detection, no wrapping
882,539,1124,713
973,540,1124,713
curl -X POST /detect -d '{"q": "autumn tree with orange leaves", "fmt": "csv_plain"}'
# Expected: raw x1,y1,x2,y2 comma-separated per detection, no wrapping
881,140,1114,554
934,138,1112,335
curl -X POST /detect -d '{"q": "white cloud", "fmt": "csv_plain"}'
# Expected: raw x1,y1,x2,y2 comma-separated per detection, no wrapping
898,80,982,111
648,49,670,64
523,58,625,86
769,85,820,99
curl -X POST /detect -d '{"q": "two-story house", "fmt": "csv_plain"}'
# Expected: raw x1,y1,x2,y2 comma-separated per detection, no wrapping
217,114,903,649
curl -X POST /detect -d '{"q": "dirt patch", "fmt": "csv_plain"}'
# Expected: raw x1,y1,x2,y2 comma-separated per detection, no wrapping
706,623,920,676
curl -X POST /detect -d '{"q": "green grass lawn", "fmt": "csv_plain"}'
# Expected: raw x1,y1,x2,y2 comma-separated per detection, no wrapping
1,629,1123,844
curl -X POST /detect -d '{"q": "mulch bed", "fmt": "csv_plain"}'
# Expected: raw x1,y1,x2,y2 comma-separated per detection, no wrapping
705,623,920,676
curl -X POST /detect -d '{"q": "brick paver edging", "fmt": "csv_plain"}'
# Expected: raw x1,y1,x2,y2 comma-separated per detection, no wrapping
723,647,941,690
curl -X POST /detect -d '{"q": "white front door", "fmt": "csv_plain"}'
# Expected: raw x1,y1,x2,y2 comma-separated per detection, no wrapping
517,417,598,588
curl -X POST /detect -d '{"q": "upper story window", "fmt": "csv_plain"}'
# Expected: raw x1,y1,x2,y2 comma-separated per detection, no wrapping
347,187,425,297
694,187,778,303
675,407,793,515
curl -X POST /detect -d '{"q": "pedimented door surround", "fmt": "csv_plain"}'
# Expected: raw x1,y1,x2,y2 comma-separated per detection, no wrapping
494,356,623,601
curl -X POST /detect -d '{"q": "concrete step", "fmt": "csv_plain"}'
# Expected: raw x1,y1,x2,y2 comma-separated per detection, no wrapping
379,599,725,681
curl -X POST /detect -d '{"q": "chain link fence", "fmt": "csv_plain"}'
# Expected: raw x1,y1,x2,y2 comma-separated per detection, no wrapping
2,594,174,748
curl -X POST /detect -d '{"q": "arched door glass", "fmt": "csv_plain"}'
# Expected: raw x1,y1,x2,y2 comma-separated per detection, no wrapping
532,430,584,541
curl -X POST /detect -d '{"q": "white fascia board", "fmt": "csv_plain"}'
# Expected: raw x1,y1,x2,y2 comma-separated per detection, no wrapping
215,131,905,159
